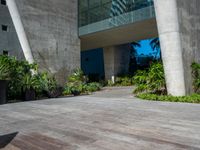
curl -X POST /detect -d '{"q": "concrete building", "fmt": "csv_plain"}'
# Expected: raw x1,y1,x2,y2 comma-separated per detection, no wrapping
0,0,22,59
0,0,200,96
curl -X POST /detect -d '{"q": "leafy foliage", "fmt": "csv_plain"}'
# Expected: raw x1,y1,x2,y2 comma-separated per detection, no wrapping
63,69,101,95
68,68,88,83
0,55,11,80
86,82,102,92
0,55,62,100
21,73,40,92
0,56,38,99
191,62,200,93
107,76,134,87
150,38,161,59
36,72,58,91
133,62,166,94
135,62,200,104
137,93,200,104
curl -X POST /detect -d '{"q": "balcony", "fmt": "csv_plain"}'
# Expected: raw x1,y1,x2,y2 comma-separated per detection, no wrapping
79,0,155,36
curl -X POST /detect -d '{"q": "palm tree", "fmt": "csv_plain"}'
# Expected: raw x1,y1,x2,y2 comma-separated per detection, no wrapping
129,41,141,73
131,41,141,55
150,38,161,59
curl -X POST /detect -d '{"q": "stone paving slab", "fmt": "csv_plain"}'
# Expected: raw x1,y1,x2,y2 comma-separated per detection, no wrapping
0,87,200,150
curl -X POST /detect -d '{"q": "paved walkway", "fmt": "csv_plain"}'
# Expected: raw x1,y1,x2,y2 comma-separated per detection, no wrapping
0,87,200,150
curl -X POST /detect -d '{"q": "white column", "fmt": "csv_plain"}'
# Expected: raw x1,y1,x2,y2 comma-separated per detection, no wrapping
154,0,186,96
103,46,115,80
7,0,34,64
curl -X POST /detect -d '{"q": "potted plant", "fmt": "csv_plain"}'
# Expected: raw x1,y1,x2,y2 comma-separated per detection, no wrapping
22,74,39,101
0,56,10,104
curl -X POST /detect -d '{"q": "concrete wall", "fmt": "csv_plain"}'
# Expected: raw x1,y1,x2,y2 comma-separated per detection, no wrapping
8,0,80,84
103,45,130,80
0,3,23,59
154,0,200,95
81,18,158,51
176,0,200,94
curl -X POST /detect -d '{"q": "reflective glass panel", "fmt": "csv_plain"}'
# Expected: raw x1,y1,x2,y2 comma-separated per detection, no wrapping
78,0,154,27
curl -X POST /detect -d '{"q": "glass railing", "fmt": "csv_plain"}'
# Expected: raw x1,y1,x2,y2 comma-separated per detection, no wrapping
79,5,155,36
79,0,154,27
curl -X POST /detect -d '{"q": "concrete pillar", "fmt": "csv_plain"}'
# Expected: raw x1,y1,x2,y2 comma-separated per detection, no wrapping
103,44,130,81
154,0,186,96
7,0,34,64
175,0,200,94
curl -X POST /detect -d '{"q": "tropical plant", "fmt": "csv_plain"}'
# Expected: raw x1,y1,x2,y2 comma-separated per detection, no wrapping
0,55,62,101
129,41,141,73
133,62,166,94
7,57,38,100
36,72,57,91
0,55,10,80
21,74,40,92
107,76,134,87
150,38,160,50
86,82,102,92
191,62,200,93
132,70,148,93
63,69,101,96
130,41,141,56
137,93,200,104
150,38,161,59
34,72,62,98
115,76,134,86
68,68,88,83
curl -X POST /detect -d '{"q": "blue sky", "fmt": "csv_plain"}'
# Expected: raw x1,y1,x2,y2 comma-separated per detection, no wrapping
137,39,154,55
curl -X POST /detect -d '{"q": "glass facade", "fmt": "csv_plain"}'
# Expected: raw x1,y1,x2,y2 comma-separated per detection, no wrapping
79,0,154,27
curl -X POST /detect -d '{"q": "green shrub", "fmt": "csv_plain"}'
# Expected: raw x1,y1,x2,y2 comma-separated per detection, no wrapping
68,68,88,83
0,55,11,80
21,73,40,92
0,56,38,100
115,76,134,86
107,79,115,87
86,82,102,92
0,55,61,100
36,72,58,92
133,62,166,94
63,69,101,95
191,62,200,93
33,72,63,98
107,76,134,87
137,93,200,104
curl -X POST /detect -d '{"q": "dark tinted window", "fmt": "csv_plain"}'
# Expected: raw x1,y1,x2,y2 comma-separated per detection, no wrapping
1,0,6,5
1,25,8,31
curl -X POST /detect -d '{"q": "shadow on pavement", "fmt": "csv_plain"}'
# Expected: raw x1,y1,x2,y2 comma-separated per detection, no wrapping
0,132,18,149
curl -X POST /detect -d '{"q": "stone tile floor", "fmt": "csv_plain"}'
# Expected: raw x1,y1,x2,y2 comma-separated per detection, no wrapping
0,87,200,150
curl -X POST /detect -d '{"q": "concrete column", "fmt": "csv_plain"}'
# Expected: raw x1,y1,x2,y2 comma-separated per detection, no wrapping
7,0,34,64
154,0,186,96
103,45,130,81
